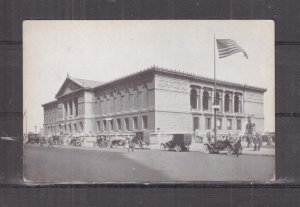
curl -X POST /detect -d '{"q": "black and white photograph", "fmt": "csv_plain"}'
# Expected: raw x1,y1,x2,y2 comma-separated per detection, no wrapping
23,20,275,183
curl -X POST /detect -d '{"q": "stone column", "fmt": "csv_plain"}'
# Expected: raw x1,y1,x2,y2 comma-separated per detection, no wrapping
223,91,226,113
72,99,75,118
199,87,202,110
232,93,235,114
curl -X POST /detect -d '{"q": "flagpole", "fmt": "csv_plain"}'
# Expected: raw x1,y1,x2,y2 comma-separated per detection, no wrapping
213,34,217,142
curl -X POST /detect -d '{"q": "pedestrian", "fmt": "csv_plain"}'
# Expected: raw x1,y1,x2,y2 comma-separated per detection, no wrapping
48,136,54,149
127,136,134,152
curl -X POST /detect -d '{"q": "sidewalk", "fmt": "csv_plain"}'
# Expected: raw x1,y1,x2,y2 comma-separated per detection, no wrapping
189,141,275,156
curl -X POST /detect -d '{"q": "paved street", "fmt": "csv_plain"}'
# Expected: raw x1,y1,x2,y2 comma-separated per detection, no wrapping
24,144,275,183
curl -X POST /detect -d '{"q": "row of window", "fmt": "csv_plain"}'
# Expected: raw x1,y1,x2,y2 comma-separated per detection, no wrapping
45,122,84,134
96,89,148,115
96,116,148,132
193,117,242,131
190,89,242,113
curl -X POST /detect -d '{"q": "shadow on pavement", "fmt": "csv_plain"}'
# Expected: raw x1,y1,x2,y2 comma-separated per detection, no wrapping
24,145,169,183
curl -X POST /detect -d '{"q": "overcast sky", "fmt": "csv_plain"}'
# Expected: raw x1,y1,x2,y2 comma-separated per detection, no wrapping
23,20,274,133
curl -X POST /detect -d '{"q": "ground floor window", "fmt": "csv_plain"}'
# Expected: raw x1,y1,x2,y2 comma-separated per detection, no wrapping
142,116,148,129
217,118,222,130
227,119,232,130
193,117,199,130
125,118,129,131
205,117,211,130
133,117,138,130
237,119,242,130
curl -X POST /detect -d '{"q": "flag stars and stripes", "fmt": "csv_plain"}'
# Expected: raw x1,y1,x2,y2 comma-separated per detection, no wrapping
216,39,248,59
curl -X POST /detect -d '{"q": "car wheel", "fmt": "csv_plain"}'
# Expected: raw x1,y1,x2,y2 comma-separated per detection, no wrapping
175,145,181,152
185,146,190,151
226,146,234,155
160,144,165,151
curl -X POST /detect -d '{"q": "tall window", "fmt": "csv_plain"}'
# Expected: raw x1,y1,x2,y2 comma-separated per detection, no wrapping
190,89,198,109
125,118,129,131
125,93,130,111
133,117,138,130
215,92,220,105
103,120,107,131
110,119,114,131
117,119,121,131
234,95,240,113
79,122,84,131
74,124,77,133
69,124,72,133
97,121,101,131
237,119,242,130
74,98,78,116
142,88,148,109
193,117,199,130
64,103,67,118
225,94,230,112
227,119,232,130
142,116,148,129
69,101,73,116
203,91,209,110
205,118,211,130
134,90,139,110
217,118,222,130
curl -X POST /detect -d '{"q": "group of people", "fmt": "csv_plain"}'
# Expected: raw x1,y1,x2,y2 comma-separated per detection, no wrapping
39,136,54,148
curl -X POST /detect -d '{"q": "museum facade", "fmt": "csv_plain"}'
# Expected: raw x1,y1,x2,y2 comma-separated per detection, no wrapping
42,66,266,139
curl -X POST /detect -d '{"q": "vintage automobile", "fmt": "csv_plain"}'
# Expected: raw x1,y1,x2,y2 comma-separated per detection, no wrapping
204,137,242,156
110,139,126,148
160,134,192,152
70,137,82,146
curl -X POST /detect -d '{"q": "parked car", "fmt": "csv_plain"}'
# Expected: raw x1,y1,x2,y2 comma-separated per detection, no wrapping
160,134,192,152
70,137,82,146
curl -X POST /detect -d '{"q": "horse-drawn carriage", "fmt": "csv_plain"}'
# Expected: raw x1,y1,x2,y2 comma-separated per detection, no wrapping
132,131,151,149
26,133,42,144
52,135,64,145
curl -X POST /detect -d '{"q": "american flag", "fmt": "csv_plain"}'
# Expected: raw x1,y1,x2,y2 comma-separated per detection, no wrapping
216,39,248,59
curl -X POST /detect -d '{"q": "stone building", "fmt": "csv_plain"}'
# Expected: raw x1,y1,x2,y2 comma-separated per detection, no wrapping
42,66,266,139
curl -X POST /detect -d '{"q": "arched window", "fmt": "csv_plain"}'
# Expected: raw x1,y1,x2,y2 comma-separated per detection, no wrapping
203,91,209,110
234,95,240,113
190,89,198,109
225,93,230,112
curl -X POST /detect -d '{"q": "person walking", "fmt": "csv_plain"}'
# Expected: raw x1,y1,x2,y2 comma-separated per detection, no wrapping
127,136,134,152
48,136,54,149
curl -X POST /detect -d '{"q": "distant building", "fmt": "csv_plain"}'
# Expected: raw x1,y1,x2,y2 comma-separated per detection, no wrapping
42,66,266,139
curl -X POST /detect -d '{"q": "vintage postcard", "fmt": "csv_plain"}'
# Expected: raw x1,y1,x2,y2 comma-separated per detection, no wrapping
23,20,275,183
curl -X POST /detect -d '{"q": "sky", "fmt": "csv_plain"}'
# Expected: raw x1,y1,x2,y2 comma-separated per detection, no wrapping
23,20,274,133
